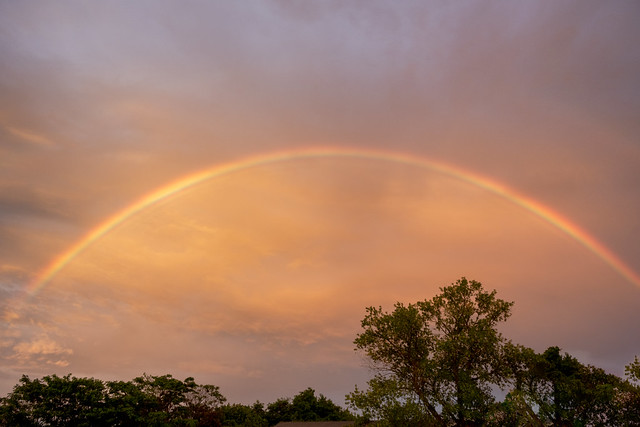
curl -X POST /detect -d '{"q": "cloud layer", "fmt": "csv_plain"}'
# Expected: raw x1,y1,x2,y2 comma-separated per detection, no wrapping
1,1,639,404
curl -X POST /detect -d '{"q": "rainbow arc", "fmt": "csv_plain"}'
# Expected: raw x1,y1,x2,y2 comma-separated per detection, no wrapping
27,147,640,295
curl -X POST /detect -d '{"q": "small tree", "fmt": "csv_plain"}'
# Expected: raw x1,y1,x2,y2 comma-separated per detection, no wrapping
290,388,353,421
221,402,268,426
265,388,353,425
348,277,514,426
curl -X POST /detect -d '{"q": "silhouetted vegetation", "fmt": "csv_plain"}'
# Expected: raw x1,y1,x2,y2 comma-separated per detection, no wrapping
1,278,638,426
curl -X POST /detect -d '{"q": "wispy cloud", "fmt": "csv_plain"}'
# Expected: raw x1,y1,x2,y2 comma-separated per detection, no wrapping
4,126,55,148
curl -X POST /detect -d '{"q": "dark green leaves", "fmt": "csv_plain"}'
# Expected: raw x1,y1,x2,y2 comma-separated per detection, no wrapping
350,278,640,426
352,277,514,426
0,374,226,426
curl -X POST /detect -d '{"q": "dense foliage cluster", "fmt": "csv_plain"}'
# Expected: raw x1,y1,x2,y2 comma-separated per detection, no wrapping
0,374,226,426
0,375,352,426
220,387,354,426
347,277,640,426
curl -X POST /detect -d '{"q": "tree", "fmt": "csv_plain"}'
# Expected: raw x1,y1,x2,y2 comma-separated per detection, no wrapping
265,388,354,426
221,402,268,426
619,356,640,426
0,373,226,426
131,373,225,425
527,346,627,426
347,375,435,426
265,397,294,425
0,374,111,426
290,388,353,422
348,277,514,426
490,343,544,427
104,379,153,425
626,356,640,384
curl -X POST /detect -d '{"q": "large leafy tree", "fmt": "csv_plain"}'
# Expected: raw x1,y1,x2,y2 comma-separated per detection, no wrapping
348,277,514,426
131,373,225,424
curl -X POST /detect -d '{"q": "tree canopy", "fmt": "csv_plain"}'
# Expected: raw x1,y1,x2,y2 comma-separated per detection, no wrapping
0,375,353,427
0,373,226,426
349,277,513,426
347,277,640,426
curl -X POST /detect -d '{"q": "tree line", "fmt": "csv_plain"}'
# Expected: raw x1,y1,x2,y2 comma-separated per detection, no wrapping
346,277,640,426
0,374,352,426
1,277,638,426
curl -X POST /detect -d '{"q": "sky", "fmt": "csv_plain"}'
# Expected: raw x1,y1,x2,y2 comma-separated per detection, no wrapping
1,0,639,406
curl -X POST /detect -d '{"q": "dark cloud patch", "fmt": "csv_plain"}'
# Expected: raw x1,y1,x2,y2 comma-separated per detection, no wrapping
0,184,73,222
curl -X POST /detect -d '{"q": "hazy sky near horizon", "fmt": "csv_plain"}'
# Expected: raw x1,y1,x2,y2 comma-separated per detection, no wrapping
1,1,639,404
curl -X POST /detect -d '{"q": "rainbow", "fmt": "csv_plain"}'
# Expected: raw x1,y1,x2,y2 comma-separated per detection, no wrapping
26,146,640,295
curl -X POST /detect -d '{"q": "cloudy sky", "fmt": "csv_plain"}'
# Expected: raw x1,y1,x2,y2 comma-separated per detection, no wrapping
1,1,639,405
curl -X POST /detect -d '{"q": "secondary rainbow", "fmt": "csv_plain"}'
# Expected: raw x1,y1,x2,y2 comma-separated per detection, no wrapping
26,146,640,295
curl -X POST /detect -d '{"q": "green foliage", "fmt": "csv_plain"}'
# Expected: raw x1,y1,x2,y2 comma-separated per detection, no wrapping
620,356,640,425
349,277,640,426
626,356,640,384
0,374,111,426
220,388,353,426
525,347,621,426
347,375,435,426
0,373,225,426
291,387,352,421
265,388,354,426
0,376,353,427
351,277,514,426
265,397,293,425
221,402,268,426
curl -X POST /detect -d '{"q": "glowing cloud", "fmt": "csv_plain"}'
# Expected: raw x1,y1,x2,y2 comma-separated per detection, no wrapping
27,147,640,295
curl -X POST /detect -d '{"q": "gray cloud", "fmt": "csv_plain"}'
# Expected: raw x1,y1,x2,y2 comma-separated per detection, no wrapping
0,184,73,221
